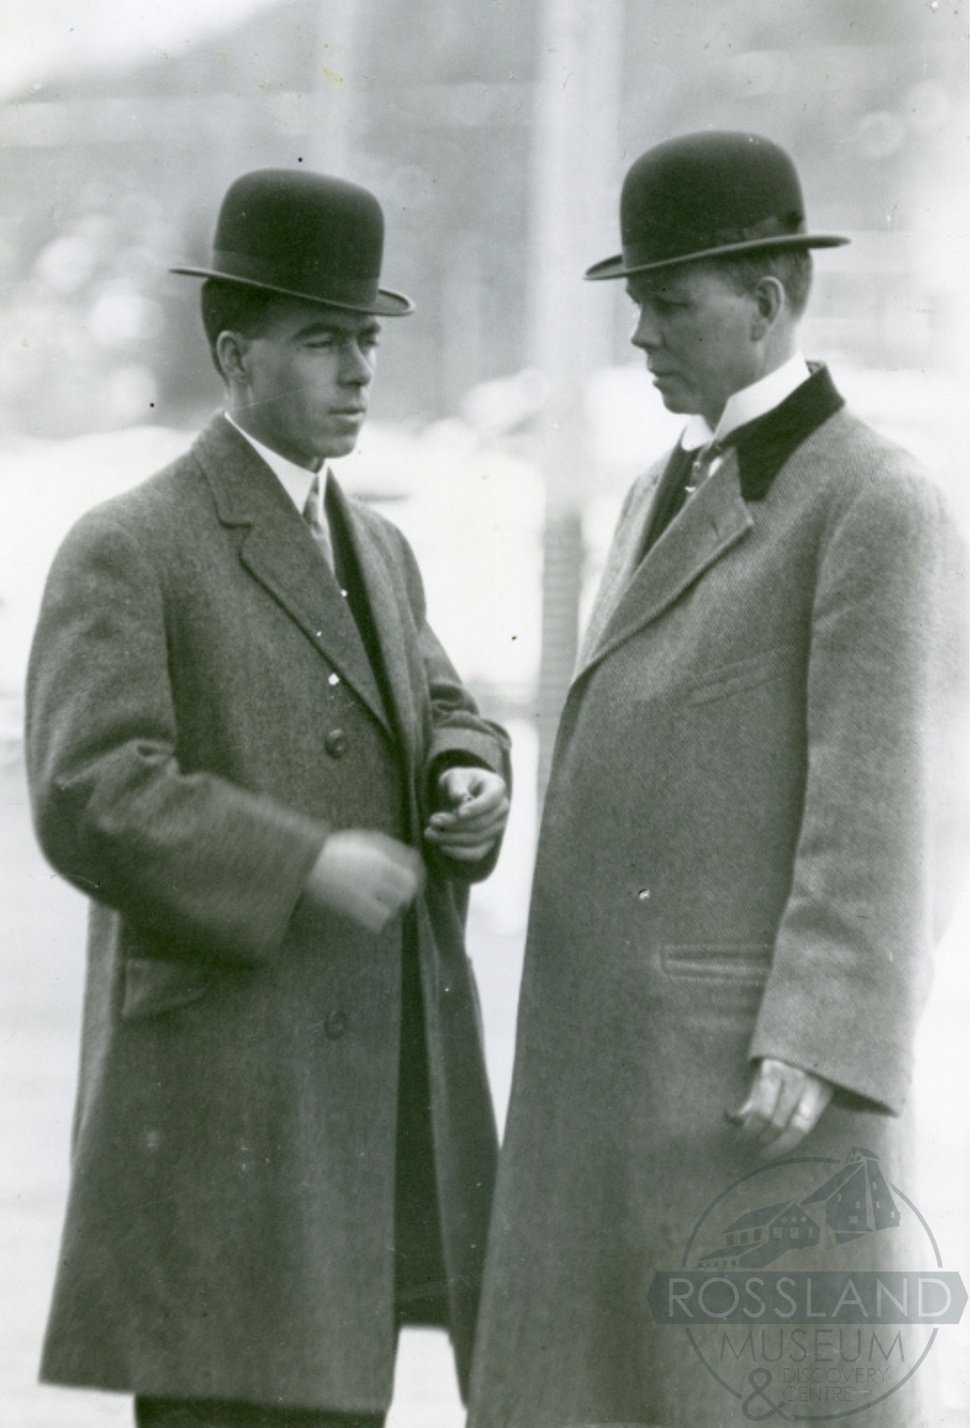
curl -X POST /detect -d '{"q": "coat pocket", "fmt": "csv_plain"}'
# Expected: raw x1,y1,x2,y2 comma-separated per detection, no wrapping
121,955,212,1022
688,644,799,705
660,943,772,984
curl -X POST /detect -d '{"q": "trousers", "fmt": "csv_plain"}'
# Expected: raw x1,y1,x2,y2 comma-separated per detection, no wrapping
134,1399,384,1427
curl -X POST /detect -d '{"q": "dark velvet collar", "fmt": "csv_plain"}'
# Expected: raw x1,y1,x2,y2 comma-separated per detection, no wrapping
721,362,844,501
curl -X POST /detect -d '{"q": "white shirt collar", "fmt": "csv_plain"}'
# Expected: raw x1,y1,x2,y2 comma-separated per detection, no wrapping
224,412,327,511
680,352,811,451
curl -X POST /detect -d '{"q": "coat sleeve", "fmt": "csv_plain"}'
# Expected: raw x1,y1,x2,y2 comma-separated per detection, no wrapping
389,525,512,882
749,468,968,1114
26,510,328,966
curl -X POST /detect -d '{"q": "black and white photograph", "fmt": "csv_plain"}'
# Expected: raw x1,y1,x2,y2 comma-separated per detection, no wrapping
1,3,967,1426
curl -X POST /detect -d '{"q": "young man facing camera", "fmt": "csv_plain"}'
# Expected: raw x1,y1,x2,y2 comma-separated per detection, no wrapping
28,169,510,1428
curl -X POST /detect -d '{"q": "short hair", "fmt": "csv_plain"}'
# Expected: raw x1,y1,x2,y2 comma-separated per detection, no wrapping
200,279,281,378
707,247,814,318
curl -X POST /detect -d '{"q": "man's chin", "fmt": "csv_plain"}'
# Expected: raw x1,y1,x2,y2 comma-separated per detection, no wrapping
650,377,692,414
319,433,361,461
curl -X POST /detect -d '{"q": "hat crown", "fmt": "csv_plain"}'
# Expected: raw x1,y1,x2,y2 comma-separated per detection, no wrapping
621,132,805,259
214,169,384,282
171,168,413,316
585,130,847,281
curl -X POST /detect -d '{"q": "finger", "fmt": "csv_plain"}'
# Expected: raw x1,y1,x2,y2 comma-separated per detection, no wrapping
456,799,509,830
369,875,417,924
428,810,460,831
425,819,505,847
437,769,475,806
454,785,501,818
734,1063,785,1141
426,808,506,840
760,1088,828,1160
354,895,394,934
754,1070,806,1151
380,861,423,905
436,842,495,863
379,840,424,880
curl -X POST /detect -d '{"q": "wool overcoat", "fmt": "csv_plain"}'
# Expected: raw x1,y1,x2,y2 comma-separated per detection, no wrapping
27,415,510,1415
468,373,966,1428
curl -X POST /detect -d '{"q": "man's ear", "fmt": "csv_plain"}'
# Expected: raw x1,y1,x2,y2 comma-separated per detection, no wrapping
750,277,785,339
215,329,250,386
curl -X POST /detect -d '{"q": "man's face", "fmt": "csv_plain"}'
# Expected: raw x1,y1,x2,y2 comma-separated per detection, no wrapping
234,298,380,467
627,262,761,427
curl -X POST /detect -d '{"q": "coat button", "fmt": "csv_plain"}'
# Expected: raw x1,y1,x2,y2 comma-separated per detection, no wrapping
324,1010,347,1039
324,729,348,759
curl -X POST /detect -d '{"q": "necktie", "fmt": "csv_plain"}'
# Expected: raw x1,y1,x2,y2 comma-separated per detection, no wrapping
639,440,729,561
302,470,335,572
683,440,727,500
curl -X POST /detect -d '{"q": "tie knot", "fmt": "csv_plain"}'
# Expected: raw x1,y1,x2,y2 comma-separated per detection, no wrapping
684,442,725,498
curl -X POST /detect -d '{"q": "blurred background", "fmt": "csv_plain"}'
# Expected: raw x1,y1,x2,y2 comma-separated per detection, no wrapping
1,1,967,1424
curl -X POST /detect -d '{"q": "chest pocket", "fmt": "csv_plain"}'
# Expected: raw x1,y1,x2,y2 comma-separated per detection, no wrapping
661,943,772,984
688,643,800,705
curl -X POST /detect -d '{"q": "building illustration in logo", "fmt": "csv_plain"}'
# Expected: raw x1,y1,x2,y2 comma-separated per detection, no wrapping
801,1145,901,1243
696,1147,900,1269
698,1200,820,1268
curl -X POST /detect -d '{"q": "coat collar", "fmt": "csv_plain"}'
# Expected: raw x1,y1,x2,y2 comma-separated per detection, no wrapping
194,415,392,735
725,362,843,501
574,365,844,682
576,461,753,680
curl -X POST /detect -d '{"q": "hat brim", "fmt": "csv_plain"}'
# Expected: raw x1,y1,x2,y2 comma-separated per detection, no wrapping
169,265,413,317
584,232,850,282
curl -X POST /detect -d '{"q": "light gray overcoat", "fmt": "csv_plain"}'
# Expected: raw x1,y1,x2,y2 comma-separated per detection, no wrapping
469,381,965,1428
27,416,510,1414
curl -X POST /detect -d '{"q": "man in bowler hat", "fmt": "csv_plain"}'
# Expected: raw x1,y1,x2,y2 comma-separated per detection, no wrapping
27,169,510,1427
468,132,965,1426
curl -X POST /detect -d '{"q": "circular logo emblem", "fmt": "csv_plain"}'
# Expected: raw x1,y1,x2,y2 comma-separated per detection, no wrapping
647,1147,966,1420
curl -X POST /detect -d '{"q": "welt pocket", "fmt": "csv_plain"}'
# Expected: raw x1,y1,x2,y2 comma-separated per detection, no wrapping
688,645,798,705
660,943,772,983
120,955,212,1022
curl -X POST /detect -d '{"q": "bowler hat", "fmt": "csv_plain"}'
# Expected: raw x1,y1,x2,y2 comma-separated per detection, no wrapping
171,168,413,316
585,131,848,281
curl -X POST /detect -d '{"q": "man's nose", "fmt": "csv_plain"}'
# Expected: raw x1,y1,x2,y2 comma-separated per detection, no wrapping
339,343,373,384
630,305,660,350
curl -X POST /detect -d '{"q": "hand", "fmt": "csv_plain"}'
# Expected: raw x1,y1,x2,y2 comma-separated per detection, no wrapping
727,1058,834,1159
301,831,424,934
423,767,510,864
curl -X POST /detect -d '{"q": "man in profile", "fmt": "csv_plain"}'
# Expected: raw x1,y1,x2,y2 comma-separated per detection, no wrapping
469,131,965,1428
28,168,510,1428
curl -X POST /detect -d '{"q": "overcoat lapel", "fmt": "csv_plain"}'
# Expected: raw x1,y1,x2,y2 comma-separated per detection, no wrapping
576,453,753,682
576,468,665,672
195,418,391,733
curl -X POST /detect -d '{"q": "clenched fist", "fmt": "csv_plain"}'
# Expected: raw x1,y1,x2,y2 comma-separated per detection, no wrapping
302,831,424,934
423,767,510,863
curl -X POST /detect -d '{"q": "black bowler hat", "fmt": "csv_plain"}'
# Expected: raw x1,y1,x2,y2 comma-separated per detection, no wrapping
171,168,413,316
585,131,848,281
